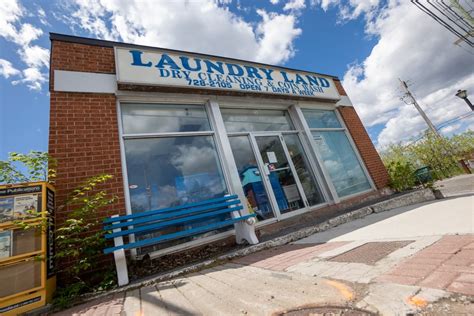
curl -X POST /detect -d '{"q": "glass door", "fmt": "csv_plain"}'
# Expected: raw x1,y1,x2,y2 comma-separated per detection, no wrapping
252,134,307,215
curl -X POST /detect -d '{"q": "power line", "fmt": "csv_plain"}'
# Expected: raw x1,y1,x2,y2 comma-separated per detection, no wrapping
437,111,474,129
411,0,474,47
399,78,441,137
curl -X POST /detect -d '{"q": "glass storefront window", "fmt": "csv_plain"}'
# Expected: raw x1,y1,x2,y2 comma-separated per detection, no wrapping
121,103,211,134
302,109,342,129
121,103,230,254
125,136,227,211
302,109,372,198
221,108,294,132
228,136,275,221
283,134,324,206
312,131,371,197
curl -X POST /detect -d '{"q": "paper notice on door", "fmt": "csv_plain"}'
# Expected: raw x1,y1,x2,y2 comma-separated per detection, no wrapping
266,151,277,163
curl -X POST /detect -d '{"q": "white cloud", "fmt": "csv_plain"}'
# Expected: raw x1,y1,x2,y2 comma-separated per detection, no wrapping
0,0,23,41
0,59,20,78
12,67,47,91
270,0,280,4
17,23,43,46
338,1,474,147
18,45,50,68
311,0,380,20
67,0,302,65
0,0,49,91
255,9,302,64
284,0,306,12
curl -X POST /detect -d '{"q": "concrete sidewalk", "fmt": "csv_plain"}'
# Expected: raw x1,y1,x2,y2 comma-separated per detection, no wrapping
55,195,474,315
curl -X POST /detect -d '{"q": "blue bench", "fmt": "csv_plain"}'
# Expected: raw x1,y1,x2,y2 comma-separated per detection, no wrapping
103,195,257,285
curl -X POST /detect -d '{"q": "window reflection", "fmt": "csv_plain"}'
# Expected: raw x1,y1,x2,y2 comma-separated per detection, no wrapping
221,108,294,132
283,134,324,206
125,136,227,211
124,136,228,253
228,136,275,221
312,131,371,197
302,109,342,129
255,136,304,214
122,103,211,134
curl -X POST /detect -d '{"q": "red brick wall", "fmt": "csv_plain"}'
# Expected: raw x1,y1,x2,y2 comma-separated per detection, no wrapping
337,106,389,189
49,40,115,89
49,40,125,248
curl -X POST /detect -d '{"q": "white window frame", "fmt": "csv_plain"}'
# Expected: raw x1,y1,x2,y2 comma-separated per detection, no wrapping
115,92,375,259
116,96,238,259
298,105,376,201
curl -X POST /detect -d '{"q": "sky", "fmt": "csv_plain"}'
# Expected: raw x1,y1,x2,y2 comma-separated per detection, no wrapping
1,0,473,161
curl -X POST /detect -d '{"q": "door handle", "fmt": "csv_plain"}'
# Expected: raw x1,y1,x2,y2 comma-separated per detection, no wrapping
264,163,271,175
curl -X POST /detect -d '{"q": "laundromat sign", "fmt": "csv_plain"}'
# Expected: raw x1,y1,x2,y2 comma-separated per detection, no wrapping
115,47,340,100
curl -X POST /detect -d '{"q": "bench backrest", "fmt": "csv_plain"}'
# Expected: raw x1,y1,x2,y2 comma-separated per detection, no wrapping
103,195,254,254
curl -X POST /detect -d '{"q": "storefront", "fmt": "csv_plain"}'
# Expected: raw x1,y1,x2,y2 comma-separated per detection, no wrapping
49,33,389,260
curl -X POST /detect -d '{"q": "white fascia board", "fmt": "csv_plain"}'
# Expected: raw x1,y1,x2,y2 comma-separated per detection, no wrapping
54,70,116,93
336,95,353,107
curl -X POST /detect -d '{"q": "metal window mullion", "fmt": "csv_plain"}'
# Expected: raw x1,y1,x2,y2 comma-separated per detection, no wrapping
116,100,138,258
290,105,340,203
309,128,345,132
122,131,214,139
249,133,282,219
207,100,250,217
279,134,309,207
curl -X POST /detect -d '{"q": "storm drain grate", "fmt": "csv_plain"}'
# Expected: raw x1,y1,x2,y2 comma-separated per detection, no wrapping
329,241,413,265
276,305,377,315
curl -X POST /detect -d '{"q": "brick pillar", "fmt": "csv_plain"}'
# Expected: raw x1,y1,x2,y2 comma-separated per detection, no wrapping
333,79,389,189
337,106,389,189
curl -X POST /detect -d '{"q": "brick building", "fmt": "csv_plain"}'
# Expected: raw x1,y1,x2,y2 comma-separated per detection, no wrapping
49,33,389,265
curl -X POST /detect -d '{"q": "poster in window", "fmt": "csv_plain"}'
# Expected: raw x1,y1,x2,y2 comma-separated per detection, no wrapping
0,197,14,222
13,195,38,218
0,230,12,259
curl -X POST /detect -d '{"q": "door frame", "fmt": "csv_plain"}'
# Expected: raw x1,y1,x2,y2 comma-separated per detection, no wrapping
250,132,310,220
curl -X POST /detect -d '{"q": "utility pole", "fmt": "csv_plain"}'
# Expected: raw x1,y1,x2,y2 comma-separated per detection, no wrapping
399,79,441,137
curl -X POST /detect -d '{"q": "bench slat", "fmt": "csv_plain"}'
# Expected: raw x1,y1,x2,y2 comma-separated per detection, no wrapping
104,200,241,230
105,205,243,239
103,194,239,224
103,214,255,254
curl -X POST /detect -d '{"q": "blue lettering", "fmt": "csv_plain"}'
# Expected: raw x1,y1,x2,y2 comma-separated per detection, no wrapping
295,74,307,85
305,75,320,86
171,70,182,78
226,63,244,76
156,54,181,70
204,60,225,74
159,68,170,77
244,66,263,79
280,71,294,83
319,77,330,88
182,70,192,80
259,68,274,80
180,56,202,71
129,50,152,67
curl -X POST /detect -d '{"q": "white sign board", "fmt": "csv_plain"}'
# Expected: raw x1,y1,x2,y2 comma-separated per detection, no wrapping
115,47,340,100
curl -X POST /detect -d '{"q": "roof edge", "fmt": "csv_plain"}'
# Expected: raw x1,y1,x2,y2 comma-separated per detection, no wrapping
49,32,340,80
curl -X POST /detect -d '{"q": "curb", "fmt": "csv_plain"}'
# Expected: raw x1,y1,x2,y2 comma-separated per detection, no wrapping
48,188,437,312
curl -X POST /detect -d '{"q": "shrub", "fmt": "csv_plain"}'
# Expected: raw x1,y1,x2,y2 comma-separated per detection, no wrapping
386,160,417,192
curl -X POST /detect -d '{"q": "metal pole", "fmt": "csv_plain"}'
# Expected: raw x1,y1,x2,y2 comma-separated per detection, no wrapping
399,79,441,137
462,97,474,111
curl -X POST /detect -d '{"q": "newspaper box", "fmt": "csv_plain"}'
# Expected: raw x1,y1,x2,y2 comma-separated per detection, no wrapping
0,182,56,315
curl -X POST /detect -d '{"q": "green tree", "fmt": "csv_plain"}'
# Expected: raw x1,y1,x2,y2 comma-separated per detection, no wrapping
381,130,472,191
0,151,56,184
